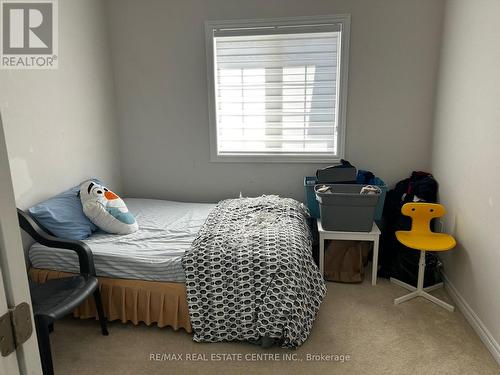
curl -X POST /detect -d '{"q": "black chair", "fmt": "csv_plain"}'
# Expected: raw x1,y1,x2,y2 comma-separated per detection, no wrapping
17,209,109,375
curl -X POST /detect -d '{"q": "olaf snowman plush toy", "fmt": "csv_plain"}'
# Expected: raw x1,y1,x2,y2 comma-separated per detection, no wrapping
80,180,138,235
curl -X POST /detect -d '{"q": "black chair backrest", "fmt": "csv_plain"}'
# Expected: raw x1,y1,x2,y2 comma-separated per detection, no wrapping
16,208,96,277
17,209,55,239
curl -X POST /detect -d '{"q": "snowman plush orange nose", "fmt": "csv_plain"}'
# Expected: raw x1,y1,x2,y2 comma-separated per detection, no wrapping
104,191,119,200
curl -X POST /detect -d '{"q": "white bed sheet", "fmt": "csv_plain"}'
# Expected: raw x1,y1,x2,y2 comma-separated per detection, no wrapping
29,198,216,282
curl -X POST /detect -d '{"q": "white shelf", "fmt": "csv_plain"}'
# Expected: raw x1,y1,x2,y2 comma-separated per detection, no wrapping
317,219,381,285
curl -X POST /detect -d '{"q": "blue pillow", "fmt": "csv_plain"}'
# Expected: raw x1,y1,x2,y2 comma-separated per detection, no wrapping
29,179,103,240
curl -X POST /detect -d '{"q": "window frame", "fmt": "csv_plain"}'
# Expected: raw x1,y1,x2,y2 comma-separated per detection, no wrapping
205,14,351,163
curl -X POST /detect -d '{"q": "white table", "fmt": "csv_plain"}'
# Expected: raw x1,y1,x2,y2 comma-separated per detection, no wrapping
317,219,381,285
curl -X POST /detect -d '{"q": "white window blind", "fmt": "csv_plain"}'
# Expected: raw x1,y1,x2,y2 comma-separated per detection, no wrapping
206,16,350,161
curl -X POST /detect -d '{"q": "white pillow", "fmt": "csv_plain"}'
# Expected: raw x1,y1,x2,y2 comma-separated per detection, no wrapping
80,181,138,235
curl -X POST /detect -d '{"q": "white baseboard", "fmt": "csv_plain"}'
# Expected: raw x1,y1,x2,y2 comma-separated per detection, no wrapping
442,272,500,365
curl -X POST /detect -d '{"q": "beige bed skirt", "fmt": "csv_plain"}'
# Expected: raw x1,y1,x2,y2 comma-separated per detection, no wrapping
29,268,192,333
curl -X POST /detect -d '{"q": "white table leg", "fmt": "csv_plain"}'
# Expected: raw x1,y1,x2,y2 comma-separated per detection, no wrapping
319,233,324,278
371,236,379,286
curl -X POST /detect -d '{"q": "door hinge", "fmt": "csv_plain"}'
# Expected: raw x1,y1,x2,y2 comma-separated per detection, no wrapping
0,302,33,357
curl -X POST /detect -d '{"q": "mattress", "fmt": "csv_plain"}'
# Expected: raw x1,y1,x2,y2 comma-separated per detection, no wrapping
29,198,216,282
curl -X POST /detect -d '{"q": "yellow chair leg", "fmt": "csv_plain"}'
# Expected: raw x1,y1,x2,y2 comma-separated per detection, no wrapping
392,250,454,312
390,278,416,291
395,291,419,304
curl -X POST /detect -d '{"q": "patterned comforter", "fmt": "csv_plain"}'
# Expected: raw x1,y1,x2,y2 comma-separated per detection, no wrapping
182,195,326,348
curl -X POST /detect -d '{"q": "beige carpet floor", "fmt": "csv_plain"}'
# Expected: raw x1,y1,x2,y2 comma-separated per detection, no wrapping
51,275,499,375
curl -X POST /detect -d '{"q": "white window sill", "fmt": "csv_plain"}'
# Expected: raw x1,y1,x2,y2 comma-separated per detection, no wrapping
210,154,343,163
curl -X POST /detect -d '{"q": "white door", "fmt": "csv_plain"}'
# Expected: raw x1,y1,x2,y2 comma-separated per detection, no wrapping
0,264,20,375
0,113,42,374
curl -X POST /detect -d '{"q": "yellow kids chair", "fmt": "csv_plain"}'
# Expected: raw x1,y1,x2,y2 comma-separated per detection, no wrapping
390,202,456,311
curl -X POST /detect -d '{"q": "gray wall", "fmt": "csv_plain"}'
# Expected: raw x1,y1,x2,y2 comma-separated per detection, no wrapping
107,0,445,203
431,0,500,357
0,0,121,209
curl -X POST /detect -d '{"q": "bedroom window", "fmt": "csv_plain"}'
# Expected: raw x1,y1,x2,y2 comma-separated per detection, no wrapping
205,15,350,162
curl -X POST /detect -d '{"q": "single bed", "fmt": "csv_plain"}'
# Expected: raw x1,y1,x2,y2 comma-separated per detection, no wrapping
27,199,215,333
23,195,325,347
30,199,215,283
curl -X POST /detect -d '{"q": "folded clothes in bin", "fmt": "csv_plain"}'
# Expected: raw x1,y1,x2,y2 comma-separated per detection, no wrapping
360,185,381,195
315,184,380,232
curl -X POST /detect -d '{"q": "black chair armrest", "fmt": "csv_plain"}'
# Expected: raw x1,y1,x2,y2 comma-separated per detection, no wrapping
17,209,96,276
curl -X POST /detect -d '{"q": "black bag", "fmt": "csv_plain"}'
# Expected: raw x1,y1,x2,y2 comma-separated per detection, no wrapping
379,172,442,287
394,171,438,203
316,159,357,184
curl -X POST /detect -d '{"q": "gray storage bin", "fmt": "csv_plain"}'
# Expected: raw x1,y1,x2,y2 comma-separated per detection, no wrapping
315,184,380,232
